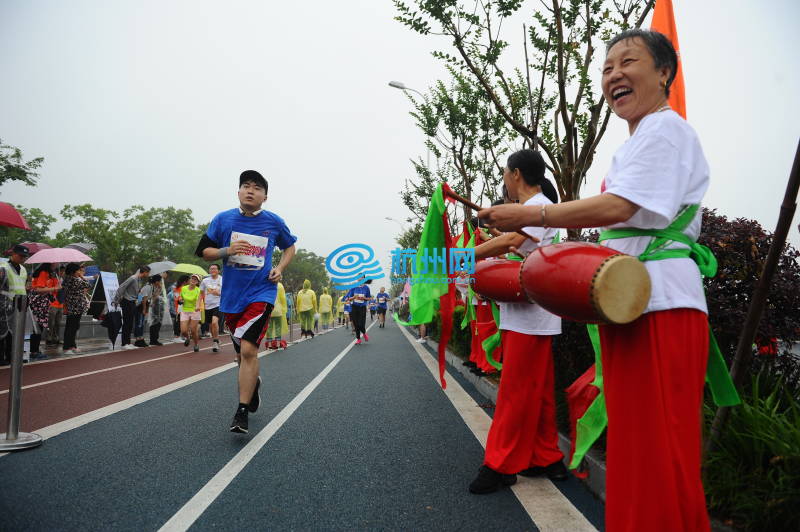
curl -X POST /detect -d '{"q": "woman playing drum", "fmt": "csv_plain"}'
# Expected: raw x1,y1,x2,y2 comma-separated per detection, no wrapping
479,29,712,531
468,148,567,494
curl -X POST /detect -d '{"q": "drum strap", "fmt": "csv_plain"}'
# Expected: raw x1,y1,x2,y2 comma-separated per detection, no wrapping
569,205,740,470
598,204,717,277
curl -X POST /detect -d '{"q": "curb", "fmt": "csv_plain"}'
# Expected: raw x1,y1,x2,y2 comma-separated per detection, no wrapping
425,335,608,502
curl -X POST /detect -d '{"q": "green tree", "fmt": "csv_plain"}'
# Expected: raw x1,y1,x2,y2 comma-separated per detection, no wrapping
402,71,511,225
0,139,44,189
54,204,208,276
394,0,655,236
54,205,129,272
116,205,207,268
0,206,56,252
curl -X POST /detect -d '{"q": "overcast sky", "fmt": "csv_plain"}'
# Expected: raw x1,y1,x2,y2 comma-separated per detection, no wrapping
2,0,799,283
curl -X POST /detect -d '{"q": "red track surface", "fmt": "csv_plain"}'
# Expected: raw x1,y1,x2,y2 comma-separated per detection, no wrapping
0,339,237,433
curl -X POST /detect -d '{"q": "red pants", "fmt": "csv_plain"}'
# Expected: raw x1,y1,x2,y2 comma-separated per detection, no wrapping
601,309,710,532
484,331,563,473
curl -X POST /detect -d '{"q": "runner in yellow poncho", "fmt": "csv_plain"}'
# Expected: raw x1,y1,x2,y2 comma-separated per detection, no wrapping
335,294,345,326
297,279,317,339
266,282,288,350
319,287,333,330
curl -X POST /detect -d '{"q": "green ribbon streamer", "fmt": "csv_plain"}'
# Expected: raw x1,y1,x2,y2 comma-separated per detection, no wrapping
480,301,503,370
402,183,449,326
570,324,606,469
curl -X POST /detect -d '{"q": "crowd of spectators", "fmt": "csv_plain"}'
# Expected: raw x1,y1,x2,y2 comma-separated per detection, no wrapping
0,244,232,364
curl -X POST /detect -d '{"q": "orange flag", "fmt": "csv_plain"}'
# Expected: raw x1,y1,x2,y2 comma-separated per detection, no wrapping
651,0,686,119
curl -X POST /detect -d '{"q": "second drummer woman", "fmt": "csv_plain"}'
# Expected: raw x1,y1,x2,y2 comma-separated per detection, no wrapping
469,149,565,494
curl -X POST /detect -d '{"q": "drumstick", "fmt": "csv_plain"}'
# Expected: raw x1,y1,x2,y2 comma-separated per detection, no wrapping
443,188,538,242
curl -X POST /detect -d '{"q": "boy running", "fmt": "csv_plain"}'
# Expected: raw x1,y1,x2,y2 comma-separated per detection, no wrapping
196,170,297,433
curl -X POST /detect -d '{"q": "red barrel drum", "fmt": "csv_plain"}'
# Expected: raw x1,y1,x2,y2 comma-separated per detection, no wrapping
519,242,651,324
472,259,529,303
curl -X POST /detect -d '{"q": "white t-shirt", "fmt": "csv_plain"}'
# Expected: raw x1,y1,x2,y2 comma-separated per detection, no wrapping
603,110,709,314
200,275,223,309
499,193,562,336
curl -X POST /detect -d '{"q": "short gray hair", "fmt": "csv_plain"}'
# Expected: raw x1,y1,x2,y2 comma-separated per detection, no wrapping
606,29,678,97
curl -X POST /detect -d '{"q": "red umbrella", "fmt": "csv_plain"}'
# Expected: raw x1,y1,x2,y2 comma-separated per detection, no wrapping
0,202,31,230
4,241,52,256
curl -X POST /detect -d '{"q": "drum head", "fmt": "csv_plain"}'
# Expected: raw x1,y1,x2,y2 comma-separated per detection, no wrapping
591,255,651,324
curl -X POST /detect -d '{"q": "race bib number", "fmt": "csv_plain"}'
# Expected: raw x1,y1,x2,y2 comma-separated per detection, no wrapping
228,231,269,269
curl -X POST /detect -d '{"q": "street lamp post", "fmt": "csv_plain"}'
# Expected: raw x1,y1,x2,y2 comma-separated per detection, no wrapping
384,216,406,232
388,80,430,168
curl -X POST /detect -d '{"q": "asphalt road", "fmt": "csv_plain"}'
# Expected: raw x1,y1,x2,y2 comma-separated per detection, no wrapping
0,318,604,531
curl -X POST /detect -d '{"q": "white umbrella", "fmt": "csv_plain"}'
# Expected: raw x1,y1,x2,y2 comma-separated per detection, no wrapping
148,261,177,276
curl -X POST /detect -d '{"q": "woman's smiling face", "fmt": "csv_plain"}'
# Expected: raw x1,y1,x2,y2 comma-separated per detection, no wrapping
602,37,670,131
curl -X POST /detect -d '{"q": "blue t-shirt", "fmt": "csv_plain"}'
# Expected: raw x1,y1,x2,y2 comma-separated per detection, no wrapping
375,292,389,309
344,302,352,312
205,208,297,313
346,285,371,307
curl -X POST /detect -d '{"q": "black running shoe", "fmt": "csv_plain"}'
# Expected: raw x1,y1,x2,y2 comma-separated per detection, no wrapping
519,460,569,481
230,406,248,433
183,337,190,347
469,465,516,494
134,339,148,348
193,345,199,352
248,376,261,413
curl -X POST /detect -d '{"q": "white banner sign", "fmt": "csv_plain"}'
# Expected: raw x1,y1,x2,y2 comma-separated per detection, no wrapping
100,271,120,311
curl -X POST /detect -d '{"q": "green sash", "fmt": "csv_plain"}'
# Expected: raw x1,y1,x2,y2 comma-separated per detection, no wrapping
569,205,740,469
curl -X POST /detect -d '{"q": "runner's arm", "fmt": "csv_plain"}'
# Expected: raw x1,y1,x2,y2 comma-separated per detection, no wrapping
195,233,250,261
269,244,296,282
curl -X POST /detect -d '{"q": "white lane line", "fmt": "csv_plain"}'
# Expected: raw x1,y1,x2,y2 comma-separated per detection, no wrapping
0,343,234,395
397,325,597,532
158,321,376,532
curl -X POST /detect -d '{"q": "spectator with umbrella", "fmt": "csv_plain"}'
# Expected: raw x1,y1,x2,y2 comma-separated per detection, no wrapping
62,263,91,355
0,244,30,365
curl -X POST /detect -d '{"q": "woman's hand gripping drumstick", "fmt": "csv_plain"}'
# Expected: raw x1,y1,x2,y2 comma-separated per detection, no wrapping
444,188,539,245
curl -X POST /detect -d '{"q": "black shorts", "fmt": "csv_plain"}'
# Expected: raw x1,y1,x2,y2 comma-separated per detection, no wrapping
377,307,387,315
205,307,221,325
